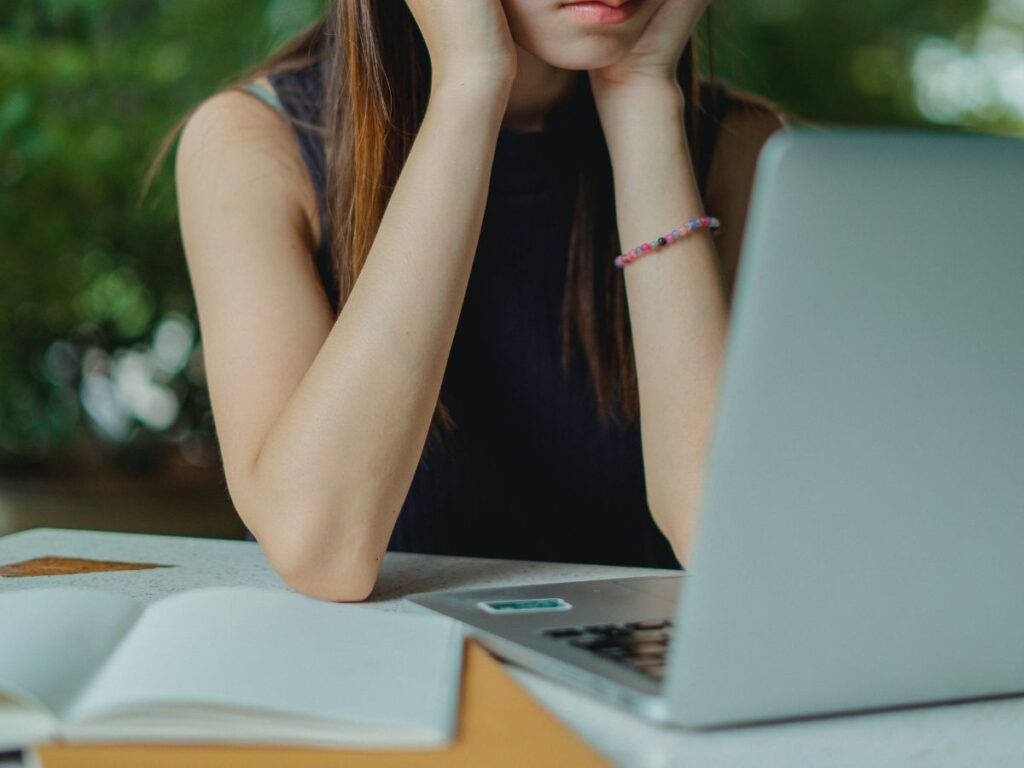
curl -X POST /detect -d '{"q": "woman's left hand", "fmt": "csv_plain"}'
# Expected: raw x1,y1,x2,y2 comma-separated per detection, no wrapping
588,0,711,94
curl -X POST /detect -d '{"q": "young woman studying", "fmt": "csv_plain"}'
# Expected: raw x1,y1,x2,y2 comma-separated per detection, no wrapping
164,0,790,601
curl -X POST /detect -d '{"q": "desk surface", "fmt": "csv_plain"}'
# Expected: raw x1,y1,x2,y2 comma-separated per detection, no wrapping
1,527,1021,768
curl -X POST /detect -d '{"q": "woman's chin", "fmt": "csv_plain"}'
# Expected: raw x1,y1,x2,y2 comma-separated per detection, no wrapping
527,40,633,73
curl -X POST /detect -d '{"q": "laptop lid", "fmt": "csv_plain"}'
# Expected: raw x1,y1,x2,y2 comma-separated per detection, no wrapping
667,126,1024,726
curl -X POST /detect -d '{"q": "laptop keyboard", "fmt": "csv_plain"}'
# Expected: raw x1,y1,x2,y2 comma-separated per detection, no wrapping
541,618,674,681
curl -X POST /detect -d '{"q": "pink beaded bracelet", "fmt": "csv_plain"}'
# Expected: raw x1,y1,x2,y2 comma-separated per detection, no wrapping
614,216,722,268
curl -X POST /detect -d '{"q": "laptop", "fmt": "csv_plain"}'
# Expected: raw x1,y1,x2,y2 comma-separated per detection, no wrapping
404,126,1024,728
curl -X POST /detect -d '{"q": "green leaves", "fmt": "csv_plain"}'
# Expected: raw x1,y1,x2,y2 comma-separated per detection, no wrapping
0,0,327,468
709,0,993,127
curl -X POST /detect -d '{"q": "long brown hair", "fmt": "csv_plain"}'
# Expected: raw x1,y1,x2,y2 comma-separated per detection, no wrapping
145,1,723,455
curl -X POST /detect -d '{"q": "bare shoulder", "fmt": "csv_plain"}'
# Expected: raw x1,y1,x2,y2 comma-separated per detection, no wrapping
704,84,791,205
172,78,337,489
174,77,320,254
720,85,793,132
703,86,793,302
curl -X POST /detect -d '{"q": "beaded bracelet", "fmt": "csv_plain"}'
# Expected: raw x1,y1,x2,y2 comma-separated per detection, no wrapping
614,216,722,268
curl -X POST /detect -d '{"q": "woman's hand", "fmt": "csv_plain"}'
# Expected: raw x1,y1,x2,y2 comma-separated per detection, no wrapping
588,0,711,95
403,0,517,90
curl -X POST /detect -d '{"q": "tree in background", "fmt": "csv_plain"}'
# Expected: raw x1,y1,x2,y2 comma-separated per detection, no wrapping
0,0,326,476
713,0,993,127
0,0,1009,479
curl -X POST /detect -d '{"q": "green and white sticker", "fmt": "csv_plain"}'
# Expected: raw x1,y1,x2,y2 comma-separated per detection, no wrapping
477,597,573,614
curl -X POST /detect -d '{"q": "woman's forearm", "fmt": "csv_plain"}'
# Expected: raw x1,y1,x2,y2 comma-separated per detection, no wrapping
594,80,729,566
244,79,511,598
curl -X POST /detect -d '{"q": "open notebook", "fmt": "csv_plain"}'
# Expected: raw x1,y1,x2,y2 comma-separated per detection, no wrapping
30,639,613,768
0,585,464,751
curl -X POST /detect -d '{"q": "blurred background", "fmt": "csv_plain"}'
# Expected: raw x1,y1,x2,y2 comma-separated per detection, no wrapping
1,0,1021,539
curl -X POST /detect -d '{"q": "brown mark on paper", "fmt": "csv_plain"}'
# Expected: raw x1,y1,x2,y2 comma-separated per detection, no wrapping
0,555,176,578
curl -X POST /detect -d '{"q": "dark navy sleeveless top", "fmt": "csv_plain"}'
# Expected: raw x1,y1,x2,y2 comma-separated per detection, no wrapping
244,60,731,570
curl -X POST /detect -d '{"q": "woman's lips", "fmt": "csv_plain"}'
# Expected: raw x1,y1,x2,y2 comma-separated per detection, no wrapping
561,0,640,25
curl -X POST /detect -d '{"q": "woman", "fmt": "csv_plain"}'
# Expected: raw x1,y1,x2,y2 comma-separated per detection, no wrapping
168,0,790,601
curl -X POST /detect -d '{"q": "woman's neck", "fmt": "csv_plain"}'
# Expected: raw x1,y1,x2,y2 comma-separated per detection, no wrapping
503,46,579,133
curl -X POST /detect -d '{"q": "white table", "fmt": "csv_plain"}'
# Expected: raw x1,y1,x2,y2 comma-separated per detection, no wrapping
1,527,1022,768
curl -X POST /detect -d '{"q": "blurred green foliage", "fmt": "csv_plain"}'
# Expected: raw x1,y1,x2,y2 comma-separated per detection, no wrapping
0,0,328,473
0,0,1007,475
711,0,989,126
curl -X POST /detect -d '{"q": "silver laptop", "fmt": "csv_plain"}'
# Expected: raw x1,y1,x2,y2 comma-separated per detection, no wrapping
404,126,1024,728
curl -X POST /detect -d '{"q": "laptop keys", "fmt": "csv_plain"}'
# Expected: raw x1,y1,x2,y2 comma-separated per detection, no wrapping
542,618,674,681
582,624,633,637
625,619,672,630
544,627,584,638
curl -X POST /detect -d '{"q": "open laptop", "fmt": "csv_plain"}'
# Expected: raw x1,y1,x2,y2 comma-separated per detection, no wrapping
404,126,1024,728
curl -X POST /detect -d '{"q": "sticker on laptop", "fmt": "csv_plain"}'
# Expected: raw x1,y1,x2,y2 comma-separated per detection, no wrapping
477,597,573,614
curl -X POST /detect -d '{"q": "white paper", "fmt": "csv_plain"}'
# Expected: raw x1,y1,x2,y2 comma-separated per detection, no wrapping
0,588,141,717
64,586,464,746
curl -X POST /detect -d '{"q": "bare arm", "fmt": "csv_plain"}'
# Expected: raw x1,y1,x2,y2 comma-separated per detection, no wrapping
175,76,511,601
594,80,727,566
593,80,786,566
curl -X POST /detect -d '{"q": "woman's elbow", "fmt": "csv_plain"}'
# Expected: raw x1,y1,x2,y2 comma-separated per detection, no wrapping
246,504,382,603
276,555,379,603
225,467,382,602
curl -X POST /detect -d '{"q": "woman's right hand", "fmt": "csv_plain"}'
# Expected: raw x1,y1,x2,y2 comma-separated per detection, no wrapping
403,0,517,90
